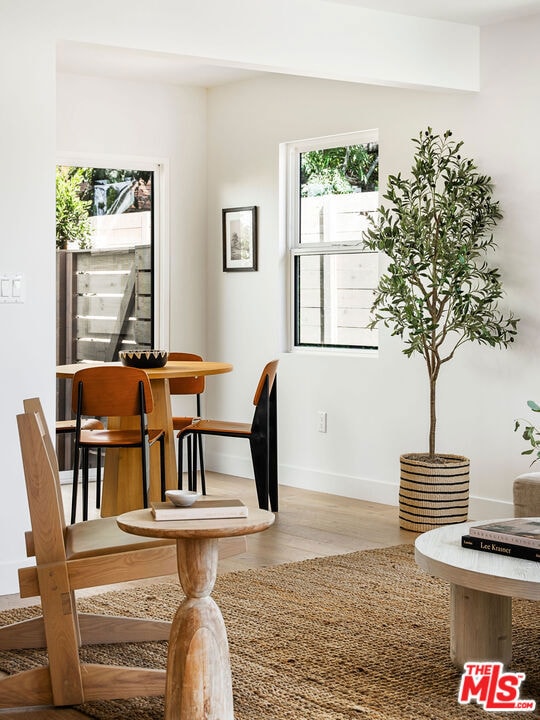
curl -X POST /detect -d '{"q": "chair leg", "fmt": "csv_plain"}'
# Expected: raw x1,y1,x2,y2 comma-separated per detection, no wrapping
71,447,79,525
159,435,166,501
178,434,184,490
250,436,270,511
187,437,193,491
82,447,89,521
198,435,206,495
95,449,102,509
141,443,149,509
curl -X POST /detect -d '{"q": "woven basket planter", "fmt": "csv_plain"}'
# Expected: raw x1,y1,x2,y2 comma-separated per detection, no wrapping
399,453,470,532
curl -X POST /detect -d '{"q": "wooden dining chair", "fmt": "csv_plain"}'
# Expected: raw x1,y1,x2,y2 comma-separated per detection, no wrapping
168,351,207,494
70,365,166,524
0,398,245,710
177,360,279,511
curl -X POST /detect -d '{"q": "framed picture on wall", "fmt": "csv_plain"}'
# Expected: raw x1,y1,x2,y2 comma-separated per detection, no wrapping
222,206,258,272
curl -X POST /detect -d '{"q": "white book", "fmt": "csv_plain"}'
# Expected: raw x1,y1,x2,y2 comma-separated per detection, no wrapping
151,497,248,521
468,518,540,549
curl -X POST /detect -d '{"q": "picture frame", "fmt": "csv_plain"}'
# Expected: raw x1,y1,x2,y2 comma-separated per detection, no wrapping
222,206,258,272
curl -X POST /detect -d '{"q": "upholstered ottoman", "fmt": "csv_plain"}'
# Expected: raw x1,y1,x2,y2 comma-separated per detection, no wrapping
513,472,540,517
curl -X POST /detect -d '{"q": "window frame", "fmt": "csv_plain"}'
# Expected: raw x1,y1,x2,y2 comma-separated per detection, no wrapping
282,129,379,354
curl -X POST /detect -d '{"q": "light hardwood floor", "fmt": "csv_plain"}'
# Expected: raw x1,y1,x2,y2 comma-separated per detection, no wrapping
0,473,417,718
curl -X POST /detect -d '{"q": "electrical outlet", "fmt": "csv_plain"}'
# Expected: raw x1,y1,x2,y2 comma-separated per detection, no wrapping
318,410,327,433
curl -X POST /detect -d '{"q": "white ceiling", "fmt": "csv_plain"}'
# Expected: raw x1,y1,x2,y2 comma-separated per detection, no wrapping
324,0,540,25
56,42,260,88
57,0,540,88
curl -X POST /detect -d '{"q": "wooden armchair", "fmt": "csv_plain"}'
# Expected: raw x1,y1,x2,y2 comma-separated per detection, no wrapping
0,398,245,709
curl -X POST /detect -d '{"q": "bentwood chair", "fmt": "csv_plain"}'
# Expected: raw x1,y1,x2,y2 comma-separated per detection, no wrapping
168,352,207,494
0,398,245,710
70,366,166,524
177,360,279,511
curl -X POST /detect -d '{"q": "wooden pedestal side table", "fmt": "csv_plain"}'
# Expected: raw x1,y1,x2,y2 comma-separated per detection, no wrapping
415,521,540,668
117,507,275,720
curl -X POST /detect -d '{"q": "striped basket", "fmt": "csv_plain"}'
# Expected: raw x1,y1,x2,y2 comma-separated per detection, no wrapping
399,453,470,532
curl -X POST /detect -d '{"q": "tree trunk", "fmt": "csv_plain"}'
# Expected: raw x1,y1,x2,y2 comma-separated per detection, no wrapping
429,373,436,457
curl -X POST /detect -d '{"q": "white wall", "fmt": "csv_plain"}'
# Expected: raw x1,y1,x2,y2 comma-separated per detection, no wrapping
204,64,535,519
56,73,208,357
0,19,56,592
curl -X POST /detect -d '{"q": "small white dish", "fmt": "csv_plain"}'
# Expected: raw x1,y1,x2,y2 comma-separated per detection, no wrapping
165,490,200,507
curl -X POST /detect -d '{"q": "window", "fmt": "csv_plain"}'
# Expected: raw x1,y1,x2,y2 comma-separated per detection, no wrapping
283,130,379,351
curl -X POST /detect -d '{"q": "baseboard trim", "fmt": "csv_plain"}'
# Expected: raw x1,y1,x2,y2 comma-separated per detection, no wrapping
205,451,514,519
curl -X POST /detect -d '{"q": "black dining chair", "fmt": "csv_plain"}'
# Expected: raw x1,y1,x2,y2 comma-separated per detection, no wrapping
177,360,279,511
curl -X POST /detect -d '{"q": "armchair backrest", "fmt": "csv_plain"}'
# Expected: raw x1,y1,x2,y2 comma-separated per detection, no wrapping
17,402,67,565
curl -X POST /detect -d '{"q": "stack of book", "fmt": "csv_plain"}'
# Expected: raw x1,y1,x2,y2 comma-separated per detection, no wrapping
462,518,540,562
151,496,248,521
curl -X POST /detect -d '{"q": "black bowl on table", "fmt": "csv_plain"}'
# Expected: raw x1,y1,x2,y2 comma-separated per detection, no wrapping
119,350,169,369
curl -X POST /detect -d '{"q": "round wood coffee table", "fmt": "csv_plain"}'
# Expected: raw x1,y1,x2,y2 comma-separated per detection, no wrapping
117,507,275,720
415,521,540,667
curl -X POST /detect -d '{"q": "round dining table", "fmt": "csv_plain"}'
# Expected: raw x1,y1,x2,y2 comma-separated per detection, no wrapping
56,360,233,516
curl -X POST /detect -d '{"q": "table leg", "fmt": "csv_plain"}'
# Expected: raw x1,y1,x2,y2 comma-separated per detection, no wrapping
148,377,177,495
450,584,512,668
101,378,178,516
165,537,234,720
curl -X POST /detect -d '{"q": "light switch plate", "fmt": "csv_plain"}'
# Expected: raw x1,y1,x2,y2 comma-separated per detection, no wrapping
0,274,24,303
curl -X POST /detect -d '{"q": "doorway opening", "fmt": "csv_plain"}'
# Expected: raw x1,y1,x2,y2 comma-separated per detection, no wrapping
56,161,165,470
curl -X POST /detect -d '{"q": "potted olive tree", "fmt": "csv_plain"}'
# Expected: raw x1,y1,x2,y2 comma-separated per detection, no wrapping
364,128,518,531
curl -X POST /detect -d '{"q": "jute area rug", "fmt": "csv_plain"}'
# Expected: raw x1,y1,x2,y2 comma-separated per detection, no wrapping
0,544,538,720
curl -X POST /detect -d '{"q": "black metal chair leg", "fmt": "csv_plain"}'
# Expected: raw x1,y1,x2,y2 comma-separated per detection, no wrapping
250,435,269,510
95,449,102,509
159,435,166,501
178,435,184,490
82,447,89,521
141,443,149,509
198,435,206,495
71,447,79,525
192,434,198,493
187,438,193,491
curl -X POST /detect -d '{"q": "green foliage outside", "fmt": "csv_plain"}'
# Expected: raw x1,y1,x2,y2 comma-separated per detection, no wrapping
300,143,378,197
79,168,152,215
56,166,153,249
515,401,540,465
56,167,93,250
363,128,518,457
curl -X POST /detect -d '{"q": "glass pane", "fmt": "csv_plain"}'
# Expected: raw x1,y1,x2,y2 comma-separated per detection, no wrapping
56,166,154,364
299,143,378,245
295,252,378,349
